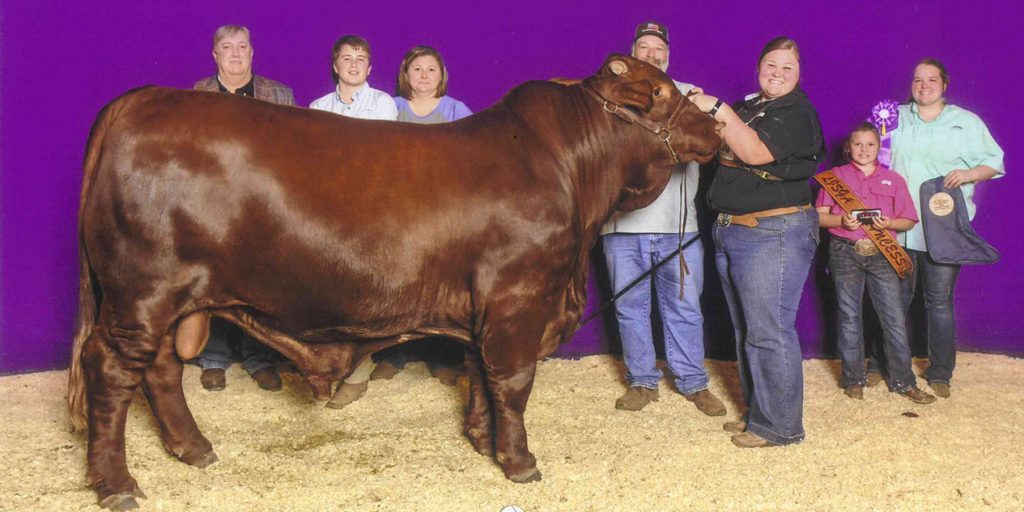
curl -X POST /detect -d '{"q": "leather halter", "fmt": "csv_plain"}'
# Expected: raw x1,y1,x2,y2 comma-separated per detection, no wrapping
580,80,693,164
573,78,702,332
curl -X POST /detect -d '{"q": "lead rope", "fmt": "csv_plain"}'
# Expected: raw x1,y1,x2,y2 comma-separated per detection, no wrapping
678,162,690,299
676,89,703,298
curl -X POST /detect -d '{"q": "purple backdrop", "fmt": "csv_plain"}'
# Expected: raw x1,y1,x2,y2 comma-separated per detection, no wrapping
1,1,1020,373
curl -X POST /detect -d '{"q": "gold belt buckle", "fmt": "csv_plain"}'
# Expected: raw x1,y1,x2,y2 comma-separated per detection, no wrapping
716,213,732,226
853,239,879,256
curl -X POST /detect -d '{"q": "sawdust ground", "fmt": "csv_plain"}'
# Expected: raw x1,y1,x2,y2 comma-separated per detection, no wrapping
2,352,1023,511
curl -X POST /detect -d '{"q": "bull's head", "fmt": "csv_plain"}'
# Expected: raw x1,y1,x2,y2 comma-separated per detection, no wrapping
583,54,722,211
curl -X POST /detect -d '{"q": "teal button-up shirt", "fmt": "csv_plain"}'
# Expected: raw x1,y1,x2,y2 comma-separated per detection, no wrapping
890,103,1004,251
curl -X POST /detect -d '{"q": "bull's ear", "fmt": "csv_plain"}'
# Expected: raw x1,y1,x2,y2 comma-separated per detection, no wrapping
610,81,654,112
607,59,628,76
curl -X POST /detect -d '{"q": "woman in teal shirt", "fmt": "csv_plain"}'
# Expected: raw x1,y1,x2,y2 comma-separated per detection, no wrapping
871,58,1004,398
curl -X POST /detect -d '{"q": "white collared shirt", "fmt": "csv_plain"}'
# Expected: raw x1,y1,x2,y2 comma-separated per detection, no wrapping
309,82,398,120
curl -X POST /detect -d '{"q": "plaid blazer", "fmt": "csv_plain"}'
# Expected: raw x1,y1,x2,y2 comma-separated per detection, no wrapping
193,75,295,106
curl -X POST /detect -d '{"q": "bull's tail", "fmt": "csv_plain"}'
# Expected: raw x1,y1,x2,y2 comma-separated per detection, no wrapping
67,93,131,432
67,231,96,432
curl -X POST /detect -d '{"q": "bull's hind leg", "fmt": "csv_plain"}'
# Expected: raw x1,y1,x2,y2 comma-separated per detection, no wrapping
463,349,494,456
81,327,150,511
141,332,217,468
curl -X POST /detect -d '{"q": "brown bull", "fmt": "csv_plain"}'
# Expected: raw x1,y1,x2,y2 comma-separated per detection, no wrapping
67,54,721,509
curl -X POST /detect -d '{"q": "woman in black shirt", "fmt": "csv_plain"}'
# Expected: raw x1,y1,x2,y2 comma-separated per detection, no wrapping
688,36,825,448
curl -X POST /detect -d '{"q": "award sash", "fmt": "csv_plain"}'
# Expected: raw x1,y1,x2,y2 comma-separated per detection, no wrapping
815,169,913,278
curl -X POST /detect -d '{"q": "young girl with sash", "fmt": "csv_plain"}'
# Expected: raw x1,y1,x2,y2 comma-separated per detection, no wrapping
815,123,935,404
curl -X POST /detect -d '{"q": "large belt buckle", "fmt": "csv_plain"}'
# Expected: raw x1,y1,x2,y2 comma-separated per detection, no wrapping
853,239,879,256
716,213,732,226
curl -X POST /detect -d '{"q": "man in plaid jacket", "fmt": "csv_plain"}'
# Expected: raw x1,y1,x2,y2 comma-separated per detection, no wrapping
191,24,293,392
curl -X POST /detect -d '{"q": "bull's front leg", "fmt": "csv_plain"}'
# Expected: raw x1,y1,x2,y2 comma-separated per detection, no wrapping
141,333,216,468
462,348,494,456
478,347,541,483
81,329,149,511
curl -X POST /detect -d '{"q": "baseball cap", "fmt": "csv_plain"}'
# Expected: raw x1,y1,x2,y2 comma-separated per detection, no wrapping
635,22,669,44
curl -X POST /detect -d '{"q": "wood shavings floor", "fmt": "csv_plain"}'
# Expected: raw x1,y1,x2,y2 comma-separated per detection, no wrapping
2,352,1022,511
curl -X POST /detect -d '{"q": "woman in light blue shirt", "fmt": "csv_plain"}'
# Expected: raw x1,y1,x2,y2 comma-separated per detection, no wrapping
391,46,472,124
871,58,1004,398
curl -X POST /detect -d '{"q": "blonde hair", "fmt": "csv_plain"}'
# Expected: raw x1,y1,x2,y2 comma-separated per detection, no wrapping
212,25,250,49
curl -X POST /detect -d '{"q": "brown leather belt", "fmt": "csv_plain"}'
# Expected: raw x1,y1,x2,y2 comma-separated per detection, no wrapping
716,204,812,228
720,158,782,182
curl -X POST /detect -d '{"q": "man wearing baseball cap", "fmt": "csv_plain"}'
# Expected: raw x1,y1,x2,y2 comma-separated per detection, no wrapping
601,22,725,416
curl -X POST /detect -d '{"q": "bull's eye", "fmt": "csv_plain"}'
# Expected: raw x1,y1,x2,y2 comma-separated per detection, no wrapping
654,88,662,97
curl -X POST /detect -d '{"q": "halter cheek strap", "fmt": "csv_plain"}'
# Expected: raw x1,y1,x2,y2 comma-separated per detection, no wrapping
581,81,692,163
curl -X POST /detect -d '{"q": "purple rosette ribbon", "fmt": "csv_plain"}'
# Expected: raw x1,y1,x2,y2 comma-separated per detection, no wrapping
870,100,900,136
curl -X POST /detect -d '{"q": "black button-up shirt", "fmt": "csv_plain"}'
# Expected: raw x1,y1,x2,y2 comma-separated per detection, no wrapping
707,87,826,214
216,76,256,98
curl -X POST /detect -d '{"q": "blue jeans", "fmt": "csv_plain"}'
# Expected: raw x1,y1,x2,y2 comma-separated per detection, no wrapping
602,232,709,394
867,249,961,384
199,319,277,375
714,209,818,445
828,238,915,392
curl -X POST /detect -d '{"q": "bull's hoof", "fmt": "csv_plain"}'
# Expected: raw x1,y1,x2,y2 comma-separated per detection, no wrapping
506,466,542,483
307,377,333,401
99,490,145,511
180,449,218,468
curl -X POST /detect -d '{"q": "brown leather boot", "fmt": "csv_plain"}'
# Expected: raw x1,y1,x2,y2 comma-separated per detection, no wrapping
614,386,658,411
251,367,282,391
683,389,727,416
370,361,402,381
845,384,864,399
731,431,774,448
430,366,461,386
903,386,937,404
723,420,747,433
929,382,951,398
200,368,226,391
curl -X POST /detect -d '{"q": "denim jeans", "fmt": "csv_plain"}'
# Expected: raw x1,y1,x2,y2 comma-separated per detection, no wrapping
714,209,818,445
602,232,709,394
828,238,915,392
867,249,961,384
199,318,277,375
